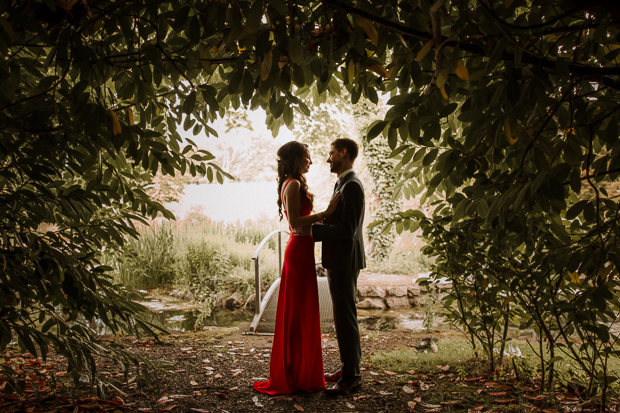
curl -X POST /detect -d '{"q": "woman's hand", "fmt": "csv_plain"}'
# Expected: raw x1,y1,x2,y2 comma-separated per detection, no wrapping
323,191,340,218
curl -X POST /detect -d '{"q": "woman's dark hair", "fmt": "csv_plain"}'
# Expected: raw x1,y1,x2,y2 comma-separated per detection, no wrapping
277,141,314,220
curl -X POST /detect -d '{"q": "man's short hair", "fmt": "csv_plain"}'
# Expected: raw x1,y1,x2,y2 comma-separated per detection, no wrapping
331,138,359,161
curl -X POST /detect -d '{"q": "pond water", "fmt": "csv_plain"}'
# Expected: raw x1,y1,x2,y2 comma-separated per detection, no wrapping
358,308,538,339
141,308,253,332
124,293,539,338
136,305,537,339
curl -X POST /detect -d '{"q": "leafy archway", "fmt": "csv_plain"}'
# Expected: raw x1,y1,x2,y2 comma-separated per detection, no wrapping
2,0,620,402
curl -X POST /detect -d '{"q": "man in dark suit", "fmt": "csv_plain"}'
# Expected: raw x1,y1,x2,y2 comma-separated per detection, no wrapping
312,138,366,395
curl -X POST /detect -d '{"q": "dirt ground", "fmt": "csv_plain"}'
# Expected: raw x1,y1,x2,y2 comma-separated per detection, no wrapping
0,323,602,413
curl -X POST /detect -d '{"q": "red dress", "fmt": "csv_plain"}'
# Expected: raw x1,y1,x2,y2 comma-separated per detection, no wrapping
254,180,326,395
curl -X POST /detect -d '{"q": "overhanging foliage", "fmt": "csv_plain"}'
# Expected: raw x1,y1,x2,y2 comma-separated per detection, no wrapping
2,0,620,402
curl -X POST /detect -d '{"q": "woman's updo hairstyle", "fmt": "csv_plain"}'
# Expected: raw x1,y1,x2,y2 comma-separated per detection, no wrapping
276,141,314,220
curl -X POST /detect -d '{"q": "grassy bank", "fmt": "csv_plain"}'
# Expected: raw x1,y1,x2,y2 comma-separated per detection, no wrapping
101,215,283,321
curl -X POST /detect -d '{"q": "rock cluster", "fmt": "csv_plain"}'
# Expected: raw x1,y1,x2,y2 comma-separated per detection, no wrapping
356,285,424,310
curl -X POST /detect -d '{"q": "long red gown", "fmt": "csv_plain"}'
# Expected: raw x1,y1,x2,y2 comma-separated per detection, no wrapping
253,180,326,395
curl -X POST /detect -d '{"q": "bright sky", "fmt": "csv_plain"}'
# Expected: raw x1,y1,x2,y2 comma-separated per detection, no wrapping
171,110,333,222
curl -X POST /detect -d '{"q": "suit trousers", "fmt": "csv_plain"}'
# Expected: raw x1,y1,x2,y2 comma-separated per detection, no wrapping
326,268,361,381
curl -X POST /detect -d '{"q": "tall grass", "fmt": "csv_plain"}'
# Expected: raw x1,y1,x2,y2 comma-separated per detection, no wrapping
102,215,284,311
366,245,434,275
102,223,177,289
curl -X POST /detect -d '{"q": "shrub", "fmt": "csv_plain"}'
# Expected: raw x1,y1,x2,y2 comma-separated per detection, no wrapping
103,223,177,289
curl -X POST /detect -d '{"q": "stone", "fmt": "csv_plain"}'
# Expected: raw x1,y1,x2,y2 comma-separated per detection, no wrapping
409,296,425,306
407,286,422,297
385,296,410,309
224,293,242,310
386,286,408,297
357,298,386,310
357,285,386,299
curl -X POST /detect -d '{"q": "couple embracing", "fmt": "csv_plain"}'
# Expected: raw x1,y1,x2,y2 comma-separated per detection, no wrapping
254,138,366,396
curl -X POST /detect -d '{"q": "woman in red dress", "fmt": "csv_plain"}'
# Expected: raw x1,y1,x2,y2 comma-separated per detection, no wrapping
254,141,340,395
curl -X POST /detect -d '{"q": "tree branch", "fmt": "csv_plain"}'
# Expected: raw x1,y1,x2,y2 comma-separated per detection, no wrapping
425,0,445,96
330,0,620,85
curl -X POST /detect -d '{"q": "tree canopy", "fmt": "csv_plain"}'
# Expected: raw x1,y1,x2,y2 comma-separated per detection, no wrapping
2,0,620,400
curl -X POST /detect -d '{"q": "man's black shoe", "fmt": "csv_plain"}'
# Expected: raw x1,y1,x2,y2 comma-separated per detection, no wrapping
324,370,342,383
324,378,362,396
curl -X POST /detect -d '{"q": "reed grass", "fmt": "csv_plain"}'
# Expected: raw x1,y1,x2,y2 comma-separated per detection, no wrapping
102,214,284,307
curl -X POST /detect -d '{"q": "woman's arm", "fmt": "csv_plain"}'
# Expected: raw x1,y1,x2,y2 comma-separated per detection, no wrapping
284,180,339,229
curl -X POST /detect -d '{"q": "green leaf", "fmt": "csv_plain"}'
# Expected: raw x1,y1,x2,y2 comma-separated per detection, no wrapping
288,39,304,65
566,200,588,220
182,91,197,115
367,120,388,141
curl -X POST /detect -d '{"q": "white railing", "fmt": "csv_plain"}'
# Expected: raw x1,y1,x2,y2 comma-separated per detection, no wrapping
248,229,289,333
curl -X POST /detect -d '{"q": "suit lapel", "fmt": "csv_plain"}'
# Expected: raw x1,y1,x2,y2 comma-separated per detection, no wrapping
337,171,355,191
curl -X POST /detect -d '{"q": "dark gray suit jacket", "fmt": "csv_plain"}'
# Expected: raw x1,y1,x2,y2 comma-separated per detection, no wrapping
312,171,366,271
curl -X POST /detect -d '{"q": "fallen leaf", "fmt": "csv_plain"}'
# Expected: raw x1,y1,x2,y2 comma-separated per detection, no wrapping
189,409,211,413
294,404,304,411
419,402,442,408
493,399,518,404
372,379,386,385
408,401,417,412
379,391,393,396
441,400,463,405
252,396,263,408
487,392,508,397
189,380,198,386
346,402,356,409
370,371,379,376
517,386,539,392
407,370,416,375
228,387,238,391
420,382,430,391
473,405,485,411
403,385,415,394
524,394,548,401
215,393,227,399
384,370,397,375
162,406,177,412
214,374,222,379
465,377,483,382
169,395,192,399
354,395,370,400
